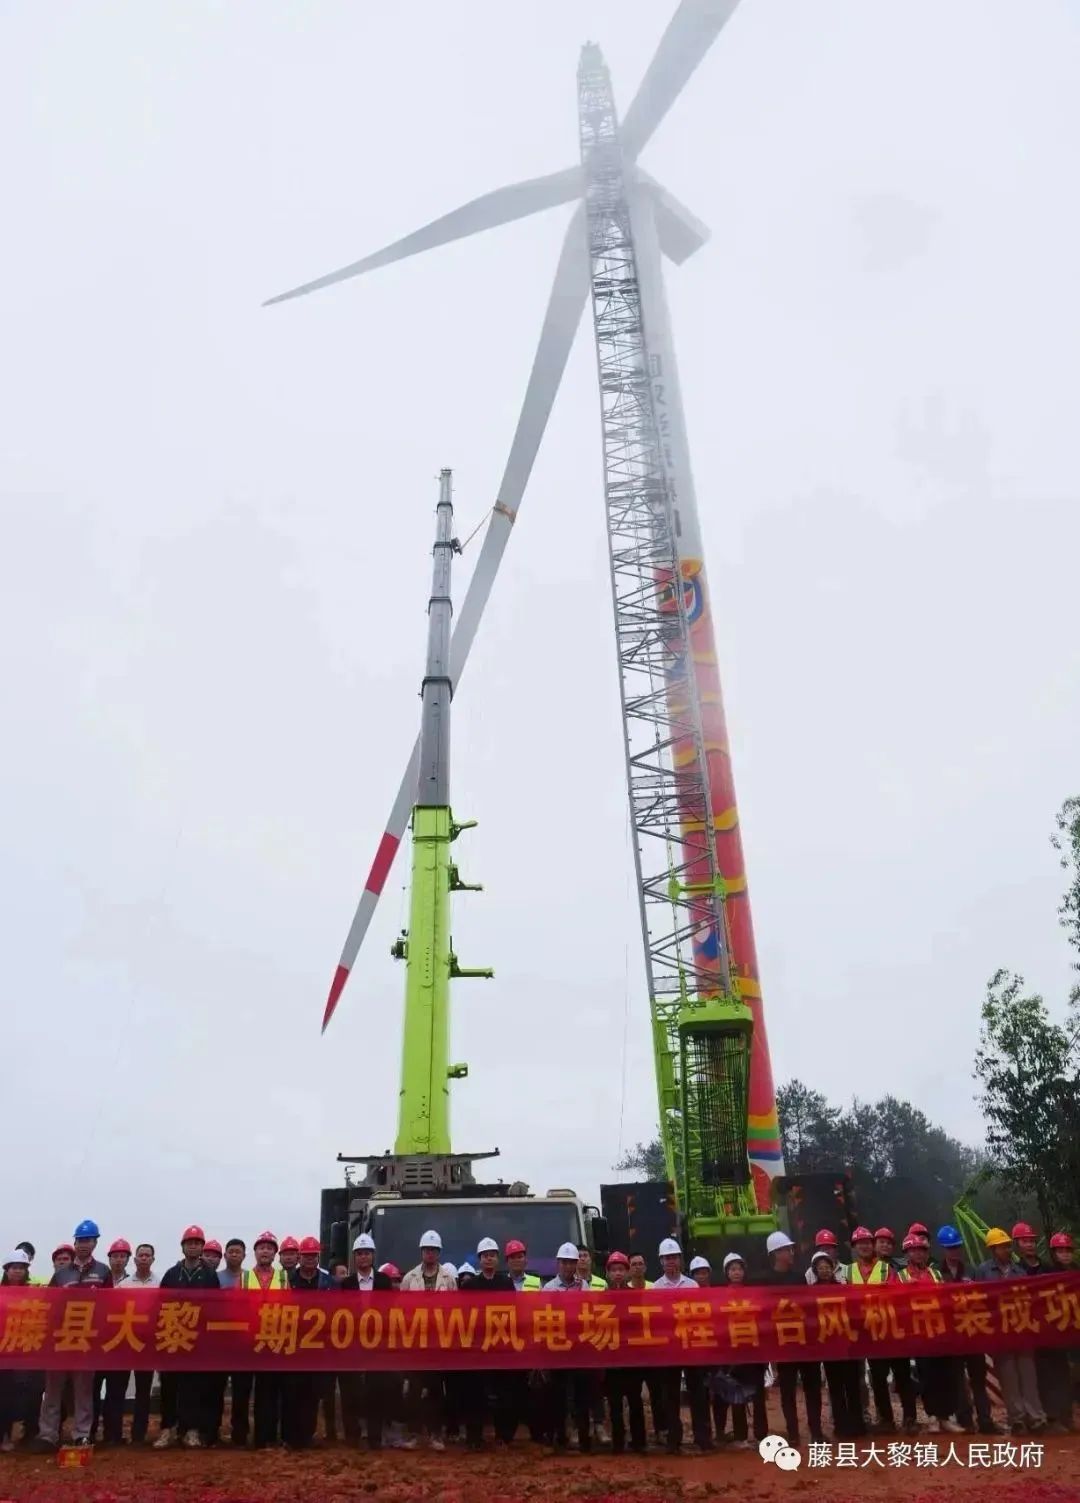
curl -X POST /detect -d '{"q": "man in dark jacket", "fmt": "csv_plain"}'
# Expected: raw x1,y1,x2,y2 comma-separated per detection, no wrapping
284,1237,331,1448
340,1233,393,1448
157,1226,220,1449
759,1232,824,1447
31,1219,112,1451
458,1238,516,1448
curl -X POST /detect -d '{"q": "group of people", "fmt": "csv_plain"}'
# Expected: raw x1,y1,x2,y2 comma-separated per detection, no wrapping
0,1216,1075,1457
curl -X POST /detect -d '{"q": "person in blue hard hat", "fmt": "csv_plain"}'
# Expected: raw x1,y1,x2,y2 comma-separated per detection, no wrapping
936,1224,1000,1434
31,1220,112,1452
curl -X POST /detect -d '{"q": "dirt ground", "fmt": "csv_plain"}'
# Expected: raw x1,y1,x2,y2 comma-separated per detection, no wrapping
1,1389,1078,1503
1,1440,1079,1503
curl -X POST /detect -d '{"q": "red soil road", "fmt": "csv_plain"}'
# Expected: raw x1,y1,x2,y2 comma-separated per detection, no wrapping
0,1439,1078,1503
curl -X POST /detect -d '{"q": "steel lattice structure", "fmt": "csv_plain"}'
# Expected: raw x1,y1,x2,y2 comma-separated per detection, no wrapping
577,45,763,1235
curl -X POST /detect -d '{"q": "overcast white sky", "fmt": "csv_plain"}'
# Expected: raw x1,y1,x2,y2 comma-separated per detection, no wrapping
2,0,1078,1267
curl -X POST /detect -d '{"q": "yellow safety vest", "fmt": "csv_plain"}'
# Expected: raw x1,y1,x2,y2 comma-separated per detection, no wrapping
899,1266,942,1284
849,1260,890,1285
242,1267,289,1290
587,1275,606,1290
521,1274,542,1291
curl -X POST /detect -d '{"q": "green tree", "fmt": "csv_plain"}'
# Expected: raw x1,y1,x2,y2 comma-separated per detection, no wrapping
974,969,1080,1230
613,1137,667,1181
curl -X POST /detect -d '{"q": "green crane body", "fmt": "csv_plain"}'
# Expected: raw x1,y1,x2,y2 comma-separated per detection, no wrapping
392,469,490,1158
653,874,775,1241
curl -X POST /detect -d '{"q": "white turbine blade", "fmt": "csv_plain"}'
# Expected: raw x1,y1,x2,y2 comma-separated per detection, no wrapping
322,207,588,1031
637,169,710,265
266,166,582,306
621,0,743,162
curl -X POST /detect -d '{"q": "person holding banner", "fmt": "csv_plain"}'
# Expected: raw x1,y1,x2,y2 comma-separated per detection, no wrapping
603,1252,646,1454
32,1219,111,1454
760,1230,824,1447
654,1237,712,1453
400,1230,456,1450
977,1228,1046,1433
542,1242,593,1453
157,1226,220,1450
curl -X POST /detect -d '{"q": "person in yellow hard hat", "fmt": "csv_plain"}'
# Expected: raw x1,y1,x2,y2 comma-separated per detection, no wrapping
976,1230,1046,1433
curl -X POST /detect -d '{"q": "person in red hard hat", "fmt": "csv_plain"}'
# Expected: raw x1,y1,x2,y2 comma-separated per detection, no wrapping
501,1239,542,1442
279,1236,300,1275
1049,1231,1074,1271
806,1229,848,1285
602,1253,646,1453
874,1227,899,1273
243,1234,288,1449
848,1227,916,1433
899,1237,964,1433
283,1238,331,1450
156,1226,219,1450
96,1239,135,1444
201,1239,223,1275
1011,1224,1071,1432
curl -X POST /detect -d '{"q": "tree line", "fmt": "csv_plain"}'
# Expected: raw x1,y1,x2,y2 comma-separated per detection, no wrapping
615,798,1080,1236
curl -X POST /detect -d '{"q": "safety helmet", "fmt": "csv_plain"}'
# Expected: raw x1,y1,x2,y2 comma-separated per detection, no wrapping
812,1249,836,1265
505,1239,527,1257
379,1262,401,1279
458,1261,476,1276
298,1236,321,1255
874,1227,895,1241
203,1239,222,1256
2,1250,30,1269
353,1233,376,1252
1011,1222,1036,1240
722,1251,745,1270
108,1239,132,1256
850,1226,874,1244
476,1237,499,1255
689,1255,711,1271
52,1244,75,1259
906,1223,929,1238
442,1264,458,1279
658,1236,682,1257
556,1242,579,1261
254,1231,279,1250
73,1219,100,1240
814,1229,838,1248
1049,1232,1074,1250
984,1227,1012,1248
902,1234,921,1251
606,1250,629,1266
936,1224,963,1249
419,1230,443,1251
180,1225,206,1245
766,1230,795,1254
279,1236,300,1253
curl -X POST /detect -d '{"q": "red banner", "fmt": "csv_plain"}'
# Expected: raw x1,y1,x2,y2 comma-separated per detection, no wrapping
0,1277,1077,1371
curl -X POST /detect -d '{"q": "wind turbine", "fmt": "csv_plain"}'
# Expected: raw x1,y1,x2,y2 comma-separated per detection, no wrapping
268,0,785,1211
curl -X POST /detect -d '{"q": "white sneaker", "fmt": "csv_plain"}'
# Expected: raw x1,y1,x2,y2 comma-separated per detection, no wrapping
153,1428,175,1449
429,1436,446,1451
939,1418,964,1433
182,1429,203,1448
397,1436,419,1450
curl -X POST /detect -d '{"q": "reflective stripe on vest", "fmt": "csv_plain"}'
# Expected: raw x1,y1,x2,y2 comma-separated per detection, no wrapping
899,1265,942,1284
242,1267,288,1290
849,1260,889,1285
521,1274,542,1291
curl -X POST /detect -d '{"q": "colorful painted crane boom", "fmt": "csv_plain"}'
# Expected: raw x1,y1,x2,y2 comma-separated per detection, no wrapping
267,0,785,1231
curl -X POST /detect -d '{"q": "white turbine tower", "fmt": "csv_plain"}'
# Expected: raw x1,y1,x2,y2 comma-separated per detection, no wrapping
268,0,786,1212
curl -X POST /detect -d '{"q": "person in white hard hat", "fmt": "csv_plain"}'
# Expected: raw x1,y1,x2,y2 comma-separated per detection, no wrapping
761,1229,824,1447
653,1239,713,1452
399,1232,455,1451
689,1255,712,1288
457,1238,516,1448
340,1234,393,1449
540,1243,592,1452
709,1251,766,1448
